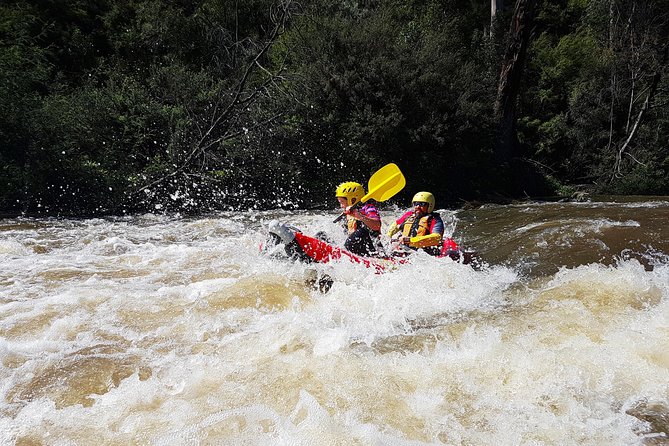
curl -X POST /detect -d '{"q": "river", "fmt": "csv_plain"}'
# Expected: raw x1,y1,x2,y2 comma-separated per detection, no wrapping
1,197,668,445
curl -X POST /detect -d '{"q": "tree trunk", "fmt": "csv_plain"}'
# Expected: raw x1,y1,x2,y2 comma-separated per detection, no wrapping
490,0,504,37
493,0,537,163
491,0,504,23
612,41,669,180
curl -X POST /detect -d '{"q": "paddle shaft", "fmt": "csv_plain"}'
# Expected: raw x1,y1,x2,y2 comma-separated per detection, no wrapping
333,202,360,224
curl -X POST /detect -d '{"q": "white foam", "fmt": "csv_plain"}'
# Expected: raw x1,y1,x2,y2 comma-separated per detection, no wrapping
0,213,666,445
0,240,30,256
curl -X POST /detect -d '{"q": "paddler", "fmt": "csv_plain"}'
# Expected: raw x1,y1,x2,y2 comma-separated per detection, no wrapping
386,191,446,256
335,181,384,257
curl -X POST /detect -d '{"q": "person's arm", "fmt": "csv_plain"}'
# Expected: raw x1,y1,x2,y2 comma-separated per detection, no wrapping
347,205,381,232
430,217,445,236
358,212,381,232
406,216,444,248
386,221,400,237
408,232,442,248
388,211,412,239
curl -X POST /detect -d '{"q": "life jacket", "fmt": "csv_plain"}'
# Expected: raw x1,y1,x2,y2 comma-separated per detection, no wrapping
346,216,359,234
343,203,380,235
342,203,384,257
396,212,445,256
400,213,437,238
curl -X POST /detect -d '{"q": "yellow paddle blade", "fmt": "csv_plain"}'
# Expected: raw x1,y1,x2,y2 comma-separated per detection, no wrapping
362,163,406,203
332,163,405,223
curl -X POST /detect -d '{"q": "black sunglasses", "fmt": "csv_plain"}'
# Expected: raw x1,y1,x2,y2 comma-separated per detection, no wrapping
413,201,429,207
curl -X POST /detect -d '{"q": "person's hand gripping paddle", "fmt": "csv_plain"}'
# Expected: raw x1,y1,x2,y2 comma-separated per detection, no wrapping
333,163,406,223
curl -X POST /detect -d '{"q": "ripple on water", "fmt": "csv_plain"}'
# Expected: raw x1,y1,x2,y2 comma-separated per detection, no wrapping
201,275,312,312
7,344,152,410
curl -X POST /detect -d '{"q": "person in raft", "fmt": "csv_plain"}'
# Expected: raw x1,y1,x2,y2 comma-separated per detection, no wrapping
387,191,445,256
335,181,384,257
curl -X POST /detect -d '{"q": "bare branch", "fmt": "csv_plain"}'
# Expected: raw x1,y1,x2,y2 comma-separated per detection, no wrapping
624,151,647,167
134,1,295,195
612,41,668,181
202,113,285,152
197,1,293,150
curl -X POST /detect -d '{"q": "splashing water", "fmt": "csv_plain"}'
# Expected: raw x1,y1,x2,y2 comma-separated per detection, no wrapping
1,199,668,445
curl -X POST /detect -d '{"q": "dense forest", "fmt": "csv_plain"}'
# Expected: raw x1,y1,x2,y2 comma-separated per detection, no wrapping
1,0,668,215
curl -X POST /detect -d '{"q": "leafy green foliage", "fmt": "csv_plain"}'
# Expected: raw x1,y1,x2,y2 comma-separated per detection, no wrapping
1,0,668,216
521,0,669,193
277,0,498,205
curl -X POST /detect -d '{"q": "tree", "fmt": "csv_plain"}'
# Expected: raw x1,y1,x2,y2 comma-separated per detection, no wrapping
131,0,300,211
494,0,538,163
491,0,505,35
606,0,669,188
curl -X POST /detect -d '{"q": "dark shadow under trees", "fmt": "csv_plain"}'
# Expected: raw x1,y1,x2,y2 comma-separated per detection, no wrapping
1,0,668,216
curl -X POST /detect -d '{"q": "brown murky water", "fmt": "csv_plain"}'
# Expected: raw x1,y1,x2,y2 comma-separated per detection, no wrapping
1,199,668,445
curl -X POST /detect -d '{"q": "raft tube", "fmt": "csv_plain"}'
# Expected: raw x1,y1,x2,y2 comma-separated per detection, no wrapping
264,220,480,273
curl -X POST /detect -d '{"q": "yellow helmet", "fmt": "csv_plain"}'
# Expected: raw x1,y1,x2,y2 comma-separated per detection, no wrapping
336,181,365,204
412,191,436,213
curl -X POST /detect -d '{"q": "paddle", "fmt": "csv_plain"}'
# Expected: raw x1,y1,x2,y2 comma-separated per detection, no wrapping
333,163,406,223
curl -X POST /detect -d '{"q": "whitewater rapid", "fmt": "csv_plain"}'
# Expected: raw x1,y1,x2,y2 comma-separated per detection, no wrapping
0,204,668,445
